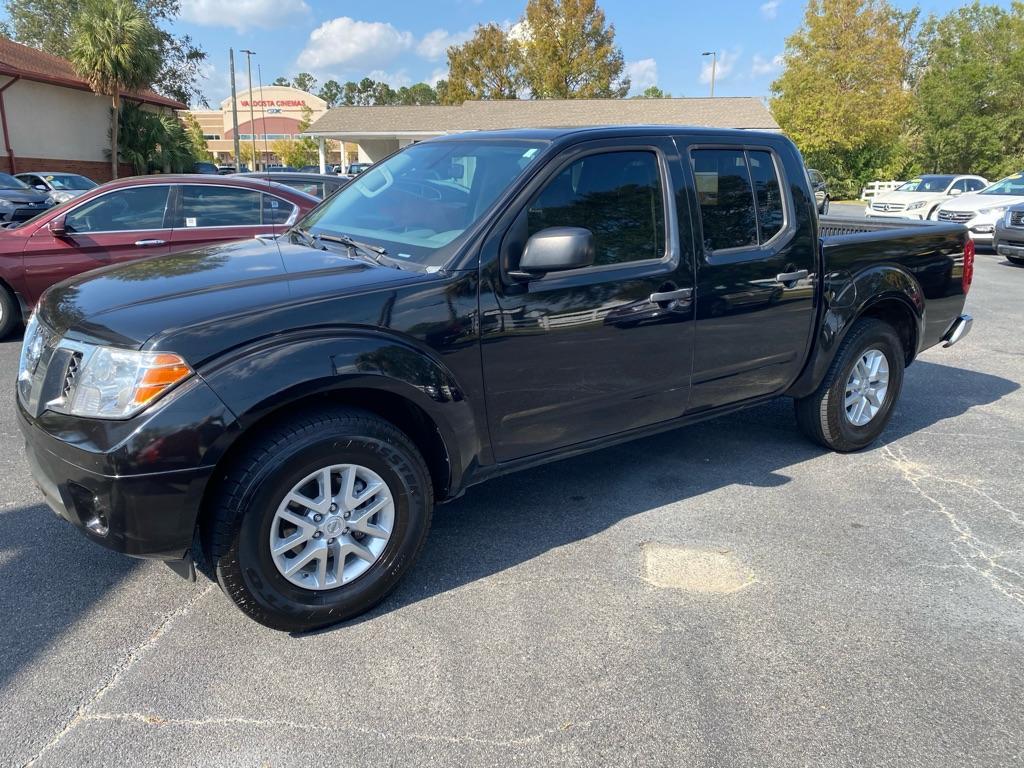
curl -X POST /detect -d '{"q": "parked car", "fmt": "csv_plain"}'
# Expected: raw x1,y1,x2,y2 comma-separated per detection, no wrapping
0,172,54,228
265,165,297,172
993,202,1024,266
297,165,338,175
16,127,973,631
808,168,829,214
933,172,1024,244
235,171,349,199
192,161,220,175
346,161,373,175
216,164,249,175
0,175,318,337
867,174,988,221
14,172,98,204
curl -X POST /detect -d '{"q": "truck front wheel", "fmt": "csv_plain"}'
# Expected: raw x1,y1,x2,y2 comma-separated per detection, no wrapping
794,318,905,452
203,407,433,632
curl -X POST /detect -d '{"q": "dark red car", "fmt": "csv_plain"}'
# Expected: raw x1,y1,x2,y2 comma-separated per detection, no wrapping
0,175,319,337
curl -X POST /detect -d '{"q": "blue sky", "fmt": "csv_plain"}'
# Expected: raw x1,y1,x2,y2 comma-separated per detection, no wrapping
12,0,1014,105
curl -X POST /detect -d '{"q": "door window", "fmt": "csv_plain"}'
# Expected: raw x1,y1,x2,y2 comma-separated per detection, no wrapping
691,148,787,252
951,179,969,193
967,179,987,192
64,186,170,233
263,194,297,225
179,185,262,228
525,150,666,267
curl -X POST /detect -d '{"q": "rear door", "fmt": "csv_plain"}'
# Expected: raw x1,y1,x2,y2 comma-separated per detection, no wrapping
168,184,272,254
684,141,816,412
479,137,696,461
22,184,171,302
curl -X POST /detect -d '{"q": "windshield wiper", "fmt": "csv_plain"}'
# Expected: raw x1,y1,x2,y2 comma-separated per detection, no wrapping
292,227,394,267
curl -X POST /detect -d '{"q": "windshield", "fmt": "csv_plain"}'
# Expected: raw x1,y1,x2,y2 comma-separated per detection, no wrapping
0,173,29,190
45,174,97,191
897,175,954,193
299,139,546,267
981,173,1024,196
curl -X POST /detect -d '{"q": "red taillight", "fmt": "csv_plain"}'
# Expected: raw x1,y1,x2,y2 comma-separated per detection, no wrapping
962,239,975,295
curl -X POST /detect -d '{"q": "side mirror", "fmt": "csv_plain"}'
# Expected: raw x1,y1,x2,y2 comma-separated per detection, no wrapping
512,227,595,278
34,184,48,192
48,215,67,236
949,188,963,196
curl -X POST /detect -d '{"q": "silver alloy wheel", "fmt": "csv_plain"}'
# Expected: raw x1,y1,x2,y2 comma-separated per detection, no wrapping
269,464,395,590
844,348,890,426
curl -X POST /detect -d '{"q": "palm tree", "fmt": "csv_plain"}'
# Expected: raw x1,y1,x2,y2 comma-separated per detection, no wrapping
70,0,161,180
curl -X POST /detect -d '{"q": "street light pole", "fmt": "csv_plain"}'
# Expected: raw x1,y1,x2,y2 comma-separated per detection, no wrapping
241,49,257,171
229,48,241,169
702,51,718,97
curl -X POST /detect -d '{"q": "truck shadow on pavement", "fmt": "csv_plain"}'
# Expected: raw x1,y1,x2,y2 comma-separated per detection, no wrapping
314,358,1019,634
0,359,1016,662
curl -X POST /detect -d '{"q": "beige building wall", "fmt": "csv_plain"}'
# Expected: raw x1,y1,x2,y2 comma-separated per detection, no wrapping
1,77,114,162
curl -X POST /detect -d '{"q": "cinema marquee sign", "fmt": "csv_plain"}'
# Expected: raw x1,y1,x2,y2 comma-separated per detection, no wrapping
240,100,307,107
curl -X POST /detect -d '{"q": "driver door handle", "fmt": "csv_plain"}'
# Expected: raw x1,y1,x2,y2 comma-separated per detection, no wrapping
776,269,809,284
134,239,166,247
650,287,694,305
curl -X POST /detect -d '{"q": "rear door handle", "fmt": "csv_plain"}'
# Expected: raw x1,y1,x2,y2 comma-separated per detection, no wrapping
649,287,694,305
134,239,166,247
776,269,809,284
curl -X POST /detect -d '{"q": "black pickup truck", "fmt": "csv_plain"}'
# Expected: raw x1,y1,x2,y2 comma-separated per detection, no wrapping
17,127,974,631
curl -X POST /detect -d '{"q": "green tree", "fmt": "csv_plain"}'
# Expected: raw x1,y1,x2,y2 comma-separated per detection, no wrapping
770,0,917,198
70,0,162,179
117,101,196,174
520,0,630,98
272,76,291,86
396,82,439,105
634,85,669,98
318,79,343,107
445,23,527,103
292,72,317,93
909,3,1024,177
3,0,207,105
182,112,212,162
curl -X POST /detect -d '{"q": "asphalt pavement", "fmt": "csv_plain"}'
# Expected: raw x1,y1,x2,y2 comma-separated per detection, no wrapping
1,242,1022,767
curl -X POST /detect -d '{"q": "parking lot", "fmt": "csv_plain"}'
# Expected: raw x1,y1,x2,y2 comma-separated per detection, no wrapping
0,246,1021,767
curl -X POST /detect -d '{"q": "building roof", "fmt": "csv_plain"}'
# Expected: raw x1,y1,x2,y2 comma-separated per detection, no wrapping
305,97,778,136
0,38,186,109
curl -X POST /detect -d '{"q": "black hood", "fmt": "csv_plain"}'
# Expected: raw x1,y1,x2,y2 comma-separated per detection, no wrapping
38,237,430,358
0,187,49,204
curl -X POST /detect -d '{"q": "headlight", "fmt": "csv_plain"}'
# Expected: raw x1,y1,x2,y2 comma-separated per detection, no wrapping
978,205,1008,216
0,199,13,208
49,191,73,203
906,200,927,210
54,344,192,419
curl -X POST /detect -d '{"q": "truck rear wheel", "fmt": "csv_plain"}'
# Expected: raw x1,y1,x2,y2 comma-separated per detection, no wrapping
0,285,19,339
204,407,433,632
794,318,904,452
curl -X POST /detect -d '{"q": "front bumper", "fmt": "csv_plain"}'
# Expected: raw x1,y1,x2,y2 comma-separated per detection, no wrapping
865,208,929,220
16,376,238,560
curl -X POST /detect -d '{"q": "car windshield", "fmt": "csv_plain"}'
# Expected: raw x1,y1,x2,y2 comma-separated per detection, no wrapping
0,173,30,190
45,174,97,191
897,175,954,193
299,139,546,267
981,173,1024,196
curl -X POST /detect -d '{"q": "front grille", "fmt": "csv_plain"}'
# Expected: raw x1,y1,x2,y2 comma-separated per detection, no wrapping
872,201,906,212
938,210,974,223
1009,210,1024,227
61,352,82,400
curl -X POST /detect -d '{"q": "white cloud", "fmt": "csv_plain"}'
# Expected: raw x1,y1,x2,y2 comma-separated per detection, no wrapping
700,48,740,85
429,66,449,86
367,69,412,88
760,0,780,19
751,53,784,77
180,0,309,32
416,28,474,60
624,58,658,92
297,17,414,70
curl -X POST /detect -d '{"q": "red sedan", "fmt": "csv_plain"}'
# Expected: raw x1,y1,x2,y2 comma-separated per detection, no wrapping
0,175,319,337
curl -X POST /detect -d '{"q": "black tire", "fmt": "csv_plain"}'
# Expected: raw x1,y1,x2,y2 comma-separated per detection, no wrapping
0,285,19,339
794,318,905,452
204,407,433,632
819,196,830,215
1007,255,1024,267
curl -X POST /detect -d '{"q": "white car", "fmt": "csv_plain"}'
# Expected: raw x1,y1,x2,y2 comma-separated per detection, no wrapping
865,174,988,220
933,172,1024,245
14,171,97,204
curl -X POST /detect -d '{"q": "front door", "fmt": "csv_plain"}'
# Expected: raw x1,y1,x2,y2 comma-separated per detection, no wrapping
479,139,696,462
685,143,817,412
22,184,171,303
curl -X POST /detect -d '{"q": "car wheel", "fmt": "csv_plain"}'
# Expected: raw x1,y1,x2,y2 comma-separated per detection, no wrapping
204,407,433,631
794,318,905,452
0,285,20,339
1007,255,1024,267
